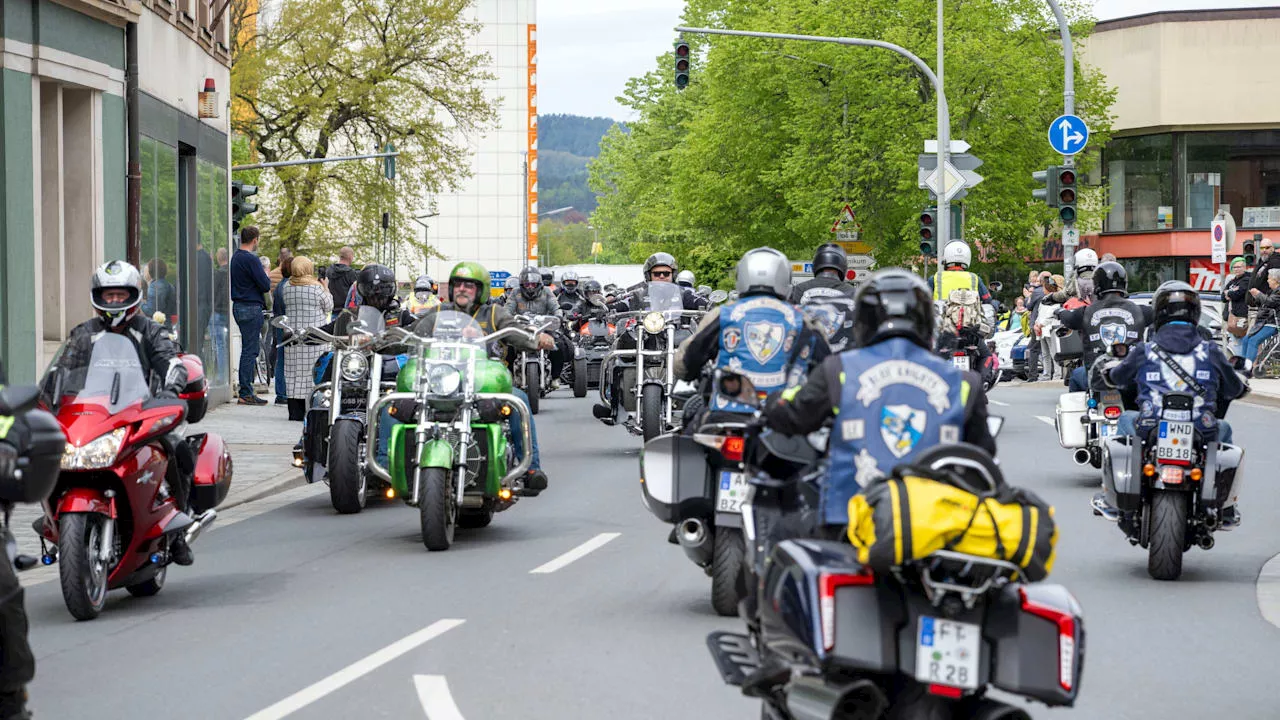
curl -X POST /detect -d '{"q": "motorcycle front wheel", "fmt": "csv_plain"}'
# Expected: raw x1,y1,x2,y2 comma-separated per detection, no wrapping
641,384,664,441
526,362,542,415
58,513,110,621
420,467,457,551
573,357,588,398
328,419,367,514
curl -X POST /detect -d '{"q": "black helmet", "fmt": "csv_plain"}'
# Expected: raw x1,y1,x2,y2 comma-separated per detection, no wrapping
813,243,848,278
1152,280,1201,329
538,267,554,286
643,252,678,281
582,279,602,297
520,266,543,300
851,268,934,350
1094,262,1127,297
357,264,397,311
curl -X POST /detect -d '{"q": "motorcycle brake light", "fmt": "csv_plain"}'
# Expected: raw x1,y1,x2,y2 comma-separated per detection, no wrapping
953,351,965,357
722,436,745,462
819,570,874,651
928,684,963,699
1019,587,1076,692
1103,406,1122,420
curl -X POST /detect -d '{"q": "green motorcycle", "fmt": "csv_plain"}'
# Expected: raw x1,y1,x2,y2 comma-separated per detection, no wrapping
367,311,536,551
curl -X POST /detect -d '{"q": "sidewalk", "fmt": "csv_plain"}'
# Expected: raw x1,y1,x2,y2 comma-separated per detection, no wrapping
1246,378,1280,408
10,401,306,561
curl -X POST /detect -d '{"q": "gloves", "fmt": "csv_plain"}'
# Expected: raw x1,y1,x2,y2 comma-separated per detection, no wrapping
156,389,180,400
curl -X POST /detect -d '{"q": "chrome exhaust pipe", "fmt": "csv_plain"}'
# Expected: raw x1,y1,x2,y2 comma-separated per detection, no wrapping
1073,448,1092,466
786,675,888,720
184,509,217,545
677,518,713,567
1198,534,1215,550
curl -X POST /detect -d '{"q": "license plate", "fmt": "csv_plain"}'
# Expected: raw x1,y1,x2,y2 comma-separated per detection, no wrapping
1099,423,1117,438
1100,391,1122,406
952,355,971,371
716,471,748,513
915,616,980,690
1156,421,1194,463
1160,465,1184,484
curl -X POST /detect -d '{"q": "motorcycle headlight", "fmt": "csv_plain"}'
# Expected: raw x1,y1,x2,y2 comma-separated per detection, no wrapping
643,312,666,334
426,363,462,396
340,353,369,382
61,427,127,470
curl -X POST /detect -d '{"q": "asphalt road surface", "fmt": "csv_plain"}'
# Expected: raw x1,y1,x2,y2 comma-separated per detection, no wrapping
21,387,1280,719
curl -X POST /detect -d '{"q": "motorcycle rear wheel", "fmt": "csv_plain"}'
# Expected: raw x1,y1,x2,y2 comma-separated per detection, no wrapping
711,528,745,617
641,385,664,442
420,467,457,551
58,513,110,621
328,419,367,514
1148,490,1188,581
573,357,588,398
526,363,541,415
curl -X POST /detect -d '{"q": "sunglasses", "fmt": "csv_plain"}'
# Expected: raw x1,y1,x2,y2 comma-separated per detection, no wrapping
651,270,673,278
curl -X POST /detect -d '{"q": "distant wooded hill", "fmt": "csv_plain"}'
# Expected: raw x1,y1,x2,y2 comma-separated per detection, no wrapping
538,114,622,216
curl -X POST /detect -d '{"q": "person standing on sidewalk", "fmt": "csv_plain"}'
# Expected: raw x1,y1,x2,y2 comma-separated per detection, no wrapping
326,247,358,320
210,247,231,385
1223,257,1251,357
271,256,294,405
280,257,333,421
231,226,272,404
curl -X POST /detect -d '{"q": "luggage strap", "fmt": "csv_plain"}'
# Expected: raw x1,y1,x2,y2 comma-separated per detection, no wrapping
1149,345,1206,396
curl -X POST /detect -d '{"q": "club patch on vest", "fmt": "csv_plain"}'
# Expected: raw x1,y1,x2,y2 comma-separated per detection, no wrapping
881,404,926,458
743,321,785,364
723,327,742,351
1098,322,1127,347
841,419,865,441
856,360,952,412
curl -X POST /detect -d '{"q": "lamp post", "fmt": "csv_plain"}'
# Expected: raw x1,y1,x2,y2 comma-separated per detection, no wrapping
412,211,438,274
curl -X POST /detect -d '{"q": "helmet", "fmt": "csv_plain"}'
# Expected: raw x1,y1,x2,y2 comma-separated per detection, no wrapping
519,266,543,300
504,276,519,291
1152,280,1201,329
582,279,603,298
676,270,695,288
1074,248,1099,273
812,243,848,277
538,267,554,286
448,261,492,305
941,242,972,269
562,271,580,290
90,260,144,328
643,252,678,281
1093,261,1127,297
851,268,934,349
357,264,397,311
414,274,434,293
735,247,791,299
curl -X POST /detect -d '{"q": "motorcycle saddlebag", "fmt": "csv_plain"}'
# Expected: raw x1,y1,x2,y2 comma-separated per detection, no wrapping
1100,436,1143,511
986,582,1085,707
848,473,1058,581
1049,330,1083,363
1054,392,1088,449
639,434,712,523
178,353,208,424
189,432,233,513
0,407,64,504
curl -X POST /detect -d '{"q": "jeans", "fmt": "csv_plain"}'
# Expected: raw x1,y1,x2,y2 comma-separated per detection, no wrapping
1241,325,1277,363
233,303,265,398
376,405,394,467
209,312,229,384
1039,337,1055,379
1117,410,1234,445
508,387,542,471
274,327,288,401
1069,365,1088,392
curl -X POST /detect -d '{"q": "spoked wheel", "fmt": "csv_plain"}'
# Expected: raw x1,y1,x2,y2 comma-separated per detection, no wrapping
420,467,457,551
58,514,111,621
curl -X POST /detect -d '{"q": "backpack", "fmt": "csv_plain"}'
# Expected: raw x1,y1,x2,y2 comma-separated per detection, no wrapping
943,288,987,334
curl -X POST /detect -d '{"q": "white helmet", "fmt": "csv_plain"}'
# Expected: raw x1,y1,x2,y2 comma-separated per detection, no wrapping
942,242,972,269
676,270,695,288
90,260,144,328
1074,248,1098,272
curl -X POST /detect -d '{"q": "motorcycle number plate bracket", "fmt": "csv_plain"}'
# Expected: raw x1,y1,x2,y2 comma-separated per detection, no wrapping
952,355,971,371
915,616,980,690
716,471,748,513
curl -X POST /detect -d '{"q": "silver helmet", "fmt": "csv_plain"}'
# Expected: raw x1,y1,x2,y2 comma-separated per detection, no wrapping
90,260,144,327
676,269,695,287
735,247,791,299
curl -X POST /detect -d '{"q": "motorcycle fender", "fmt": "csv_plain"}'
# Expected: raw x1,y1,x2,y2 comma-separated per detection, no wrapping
419,438,455,470
639,434,712,524
1101,436,1142,511
1214,442,1244,508
987,582,1085,707
335,411,367,427
714,511,743,529
641,377,666,390
55,489,114,517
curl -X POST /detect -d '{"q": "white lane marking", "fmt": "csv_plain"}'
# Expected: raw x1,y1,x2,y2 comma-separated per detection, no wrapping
529,532,621,574
1035,415,1055,427
415,675,466,720
243,619,466,720
1258,554,1280,630
989,400,1009,407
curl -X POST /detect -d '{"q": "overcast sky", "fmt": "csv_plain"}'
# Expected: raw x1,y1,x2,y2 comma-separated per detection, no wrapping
537,0,1277,120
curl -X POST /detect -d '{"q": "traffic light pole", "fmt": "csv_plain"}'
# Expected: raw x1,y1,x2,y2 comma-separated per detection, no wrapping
1044,0,1077,277
674,25,951,273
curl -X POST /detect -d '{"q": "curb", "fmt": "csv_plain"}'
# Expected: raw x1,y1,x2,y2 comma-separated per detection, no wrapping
1241,393,1280,411
220,468,306,510
1257,553,1280,629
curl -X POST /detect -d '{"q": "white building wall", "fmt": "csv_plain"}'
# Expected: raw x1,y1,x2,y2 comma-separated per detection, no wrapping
135,11,231,135
423,0,535,286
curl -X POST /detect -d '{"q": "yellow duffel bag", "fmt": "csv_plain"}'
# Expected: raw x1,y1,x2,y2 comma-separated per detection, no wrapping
847,470,1058,581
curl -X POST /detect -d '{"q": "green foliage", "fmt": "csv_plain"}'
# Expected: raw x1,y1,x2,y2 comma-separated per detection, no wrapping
588,0,1116,273
540,114,622,157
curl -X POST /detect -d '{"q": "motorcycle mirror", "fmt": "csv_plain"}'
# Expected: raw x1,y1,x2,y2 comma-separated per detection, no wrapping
0,385,40,416
989,281,1003,294
986,415,1005,438
709,290,728,303
697,285,712,295
270,316,290,329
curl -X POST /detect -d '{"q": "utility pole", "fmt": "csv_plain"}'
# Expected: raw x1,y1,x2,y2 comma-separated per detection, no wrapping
1044,0,1077,276
936,0,946,294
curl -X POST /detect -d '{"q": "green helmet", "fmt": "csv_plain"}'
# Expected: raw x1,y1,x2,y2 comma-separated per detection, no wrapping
448,261,491,304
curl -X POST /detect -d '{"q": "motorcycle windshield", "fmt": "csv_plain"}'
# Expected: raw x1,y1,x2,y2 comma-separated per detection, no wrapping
354,305,387,336
47,333,152,414
425,310,488,361
645,282,685,320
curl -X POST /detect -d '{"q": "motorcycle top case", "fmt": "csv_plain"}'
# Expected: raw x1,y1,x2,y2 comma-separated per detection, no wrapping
188,432,233,513
639,434,713,523
0,406,64,503
1049,330,1084,362
848,472,1058,581
1055,392,1089,449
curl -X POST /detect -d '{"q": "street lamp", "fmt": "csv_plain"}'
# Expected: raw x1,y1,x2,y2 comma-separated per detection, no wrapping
412,211,439,273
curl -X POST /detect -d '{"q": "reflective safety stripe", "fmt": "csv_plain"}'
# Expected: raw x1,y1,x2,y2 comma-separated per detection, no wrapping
961,379,970,406
0,415,12,440
780,385,801,402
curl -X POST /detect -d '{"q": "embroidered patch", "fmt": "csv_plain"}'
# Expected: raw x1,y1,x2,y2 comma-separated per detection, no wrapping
940,425,959,444
880,404,927,458
841,419,865,441
743,320,785,364
856,360,952,412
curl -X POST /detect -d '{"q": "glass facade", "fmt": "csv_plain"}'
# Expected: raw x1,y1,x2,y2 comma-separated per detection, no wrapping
1105,130,1280,232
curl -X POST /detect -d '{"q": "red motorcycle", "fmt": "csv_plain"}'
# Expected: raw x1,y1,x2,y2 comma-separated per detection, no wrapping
37,333,231,620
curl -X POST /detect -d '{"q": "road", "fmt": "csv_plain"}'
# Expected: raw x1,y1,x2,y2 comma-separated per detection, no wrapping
20,387,1280,719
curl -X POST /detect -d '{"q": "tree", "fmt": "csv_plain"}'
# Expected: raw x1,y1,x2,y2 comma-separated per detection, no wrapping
588,0,1116,272
230,0,497,261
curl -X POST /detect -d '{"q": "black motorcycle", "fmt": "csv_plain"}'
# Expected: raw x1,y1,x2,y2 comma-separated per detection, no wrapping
570,304,614,394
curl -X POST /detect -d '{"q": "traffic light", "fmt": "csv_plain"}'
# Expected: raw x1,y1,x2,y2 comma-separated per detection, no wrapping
674,40,690,90
231,180,258,232
1057,167,1077,225
1244,233,1261,267
919,206,938,256
1032,166,1061,208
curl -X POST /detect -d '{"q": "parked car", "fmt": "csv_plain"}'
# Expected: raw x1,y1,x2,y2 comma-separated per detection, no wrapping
1129,291,1223,340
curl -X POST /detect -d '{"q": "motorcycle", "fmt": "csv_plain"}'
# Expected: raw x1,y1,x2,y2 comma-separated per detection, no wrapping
511,314,558,414
278,307,405,513
1097,346,1244,581
36,333,231,620
571,304,616,393
367,313,536,551
1055,352,1129,469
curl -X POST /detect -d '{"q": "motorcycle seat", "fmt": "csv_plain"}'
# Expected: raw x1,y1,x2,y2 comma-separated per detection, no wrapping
904,443,1005,494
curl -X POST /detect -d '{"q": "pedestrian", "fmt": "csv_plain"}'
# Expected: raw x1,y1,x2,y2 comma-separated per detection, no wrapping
231,226,272,404
268,248,293,292
1249,237,1280,300
1032,274,1062,381
143,258,178,326
1223,257,1251,357
1101,252,1117,263
1241,268,1280,376
210,247,230,385
271,256,294,405
196,240,214,359
1024,271,1052,378
280,256,333,421
327,246,358,318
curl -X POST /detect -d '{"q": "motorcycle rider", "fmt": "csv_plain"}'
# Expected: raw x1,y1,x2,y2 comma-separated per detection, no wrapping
409,262,554,493
930,242,995,366
538,267,556,293
673,248,830,429
0,363,39,720
676,270,696,290
1048,248,1099,304
508,267,570,389
556,271,584,309
610,253,710,312
496,276,519,307
57,261,196,565
762,268,997,533
789,243,859,352
407,274,441,318
567,280,609,329
1094,280,1247,526
1054,261,1153,392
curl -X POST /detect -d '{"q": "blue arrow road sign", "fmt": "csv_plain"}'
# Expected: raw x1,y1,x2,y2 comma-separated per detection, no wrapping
1048,115,1089,156
490,271,511,281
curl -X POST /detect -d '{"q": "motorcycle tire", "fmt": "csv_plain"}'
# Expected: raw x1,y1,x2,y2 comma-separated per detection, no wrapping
526,363,541,415
573,357,588,398
58,513,109,621
680,394,704,434
459,498,495,529
1147,491,1188,581
328,419,367,515
420,467,457,551
641,384,664,442
711,528,745,617
126,565,166,598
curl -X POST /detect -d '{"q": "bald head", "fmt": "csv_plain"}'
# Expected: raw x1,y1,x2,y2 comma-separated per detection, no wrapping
339,246,355,263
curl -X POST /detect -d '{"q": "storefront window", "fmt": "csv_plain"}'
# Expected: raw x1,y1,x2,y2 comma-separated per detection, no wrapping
196,158,230,387
1105,134,1174,232
1115,257,1187,293
139,136,179,328
1182,130,1280,229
